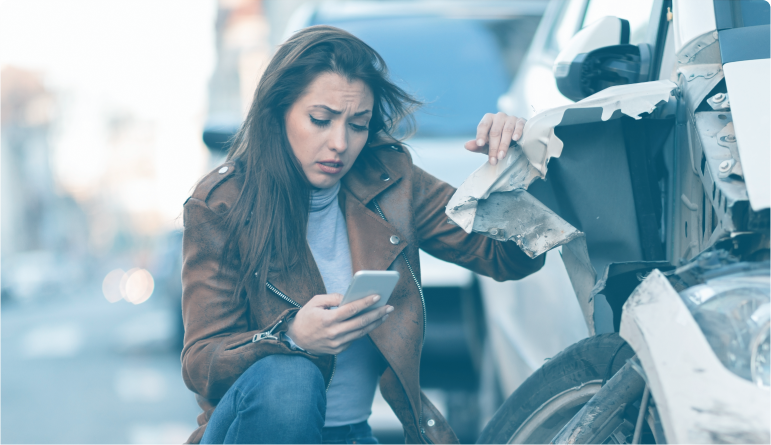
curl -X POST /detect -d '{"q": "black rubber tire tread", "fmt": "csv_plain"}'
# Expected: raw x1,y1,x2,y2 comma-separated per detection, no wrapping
477,333,634,444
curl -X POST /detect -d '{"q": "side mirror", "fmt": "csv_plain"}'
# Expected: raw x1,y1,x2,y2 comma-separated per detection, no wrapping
554,16,651,102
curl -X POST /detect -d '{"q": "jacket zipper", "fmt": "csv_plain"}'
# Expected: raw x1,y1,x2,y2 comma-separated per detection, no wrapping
265,281,301,308
372,200,427,342
263,279,336,392
252,319,282,342
373,200,431,443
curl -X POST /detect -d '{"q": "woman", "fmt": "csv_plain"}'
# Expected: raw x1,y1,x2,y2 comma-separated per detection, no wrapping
182,25,542,444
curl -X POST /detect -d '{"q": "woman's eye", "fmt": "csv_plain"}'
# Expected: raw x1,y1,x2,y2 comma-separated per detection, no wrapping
309,116,330,127
350,123,369,133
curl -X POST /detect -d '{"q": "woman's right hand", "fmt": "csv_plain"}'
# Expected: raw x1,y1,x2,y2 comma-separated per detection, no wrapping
285,293,393,356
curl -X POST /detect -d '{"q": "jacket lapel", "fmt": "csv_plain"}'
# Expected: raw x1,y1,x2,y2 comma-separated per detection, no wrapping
341,146,404,206
341,147,409,273
343,193,407,274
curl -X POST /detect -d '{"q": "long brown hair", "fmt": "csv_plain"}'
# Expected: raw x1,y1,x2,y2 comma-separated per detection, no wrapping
221,25,420,300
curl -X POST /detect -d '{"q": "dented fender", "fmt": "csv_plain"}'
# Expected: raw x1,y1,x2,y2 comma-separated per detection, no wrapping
446,80,677,334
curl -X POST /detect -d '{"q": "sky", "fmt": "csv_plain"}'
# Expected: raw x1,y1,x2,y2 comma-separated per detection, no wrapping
1,0,218,232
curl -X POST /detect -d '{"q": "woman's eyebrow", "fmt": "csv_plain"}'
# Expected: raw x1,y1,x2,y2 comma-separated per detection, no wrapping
311,105,371,116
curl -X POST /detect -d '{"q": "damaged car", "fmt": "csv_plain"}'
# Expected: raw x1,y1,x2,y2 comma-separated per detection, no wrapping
448,0,769,443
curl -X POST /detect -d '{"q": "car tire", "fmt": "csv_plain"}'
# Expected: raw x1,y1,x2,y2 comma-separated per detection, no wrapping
477,333,658,444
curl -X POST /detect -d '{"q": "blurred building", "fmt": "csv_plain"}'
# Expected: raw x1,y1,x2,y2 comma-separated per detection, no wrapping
204,0,273,161
0,67,87,257
1,66,90,301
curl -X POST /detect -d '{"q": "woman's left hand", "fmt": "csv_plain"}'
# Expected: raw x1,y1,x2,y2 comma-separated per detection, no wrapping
464,112,526,165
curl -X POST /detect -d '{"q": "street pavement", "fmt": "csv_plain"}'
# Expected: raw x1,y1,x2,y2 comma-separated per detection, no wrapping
1,287,414,443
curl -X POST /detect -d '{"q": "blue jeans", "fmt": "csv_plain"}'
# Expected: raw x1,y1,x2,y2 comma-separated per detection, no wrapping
200,355,378,444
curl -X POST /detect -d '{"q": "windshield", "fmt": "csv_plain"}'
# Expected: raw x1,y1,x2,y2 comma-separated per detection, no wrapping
312,16,539,137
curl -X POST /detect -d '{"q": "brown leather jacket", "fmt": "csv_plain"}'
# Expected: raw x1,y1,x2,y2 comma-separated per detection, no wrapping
181,144,544,444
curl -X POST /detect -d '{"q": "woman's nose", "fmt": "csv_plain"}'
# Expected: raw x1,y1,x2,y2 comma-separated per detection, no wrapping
328,122,348,153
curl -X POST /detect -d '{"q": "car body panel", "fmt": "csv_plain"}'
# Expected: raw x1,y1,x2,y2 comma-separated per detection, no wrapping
723,59,771,211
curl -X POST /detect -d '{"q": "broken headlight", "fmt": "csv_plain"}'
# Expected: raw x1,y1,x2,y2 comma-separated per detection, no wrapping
679,270,770,388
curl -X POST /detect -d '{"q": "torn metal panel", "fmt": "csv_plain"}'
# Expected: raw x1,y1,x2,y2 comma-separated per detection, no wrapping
446,141,541,235
458,188,599,333
446,80,677,236
471,190,582,258
620,270,770,444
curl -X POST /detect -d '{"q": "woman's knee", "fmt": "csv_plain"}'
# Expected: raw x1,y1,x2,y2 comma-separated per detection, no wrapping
203,355,325,444
235,354,326,411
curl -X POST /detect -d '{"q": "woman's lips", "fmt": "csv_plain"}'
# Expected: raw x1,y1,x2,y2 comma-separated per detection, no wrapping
317,161,343,174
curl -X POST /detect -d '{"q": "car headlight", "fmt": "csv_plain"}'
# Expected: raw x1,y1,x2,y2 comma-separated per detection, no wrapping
679,269,770,388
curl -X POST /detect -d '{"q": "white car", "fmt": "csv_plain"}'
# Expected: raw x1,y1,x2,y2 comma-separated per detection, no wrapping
453,0,770,442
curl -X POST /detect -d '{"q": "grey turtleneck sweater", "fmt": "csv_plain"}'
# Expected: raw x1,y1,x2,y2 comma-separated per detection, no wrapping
303,181,389,427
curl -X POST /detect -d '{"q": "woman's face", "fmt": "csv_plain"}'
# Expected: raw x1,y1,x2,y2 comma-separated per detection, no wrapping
286,72,374,189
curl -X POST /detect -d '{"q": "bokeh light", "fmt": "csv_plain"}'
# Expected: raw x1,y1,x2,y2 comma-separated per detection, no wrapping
102,268,154,304
102,268,125,303
124,268,154,305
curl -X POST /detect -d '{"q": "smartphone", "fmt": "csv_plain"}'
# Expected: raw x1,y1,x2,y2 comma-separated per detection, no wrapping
337,270,400,314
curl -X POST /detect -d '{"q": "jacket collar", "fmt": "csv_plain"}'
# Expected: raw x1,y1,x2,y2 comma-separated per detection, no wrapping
341,146,405,205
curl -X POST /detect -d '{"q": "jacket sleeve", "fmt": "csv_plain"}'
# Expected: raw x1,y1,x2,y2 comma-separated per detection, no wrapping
410,163,545,281
180,196,301,400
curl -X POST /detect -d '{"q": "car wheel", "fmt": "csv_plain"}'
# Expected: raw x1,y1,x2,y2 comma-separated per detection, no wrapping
477,333,663,444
